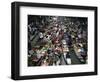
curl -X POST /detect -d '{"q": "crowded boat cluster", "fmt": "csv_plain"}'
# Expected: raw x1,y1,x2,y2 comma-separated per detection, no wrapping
28,15,88,66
